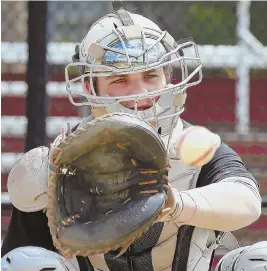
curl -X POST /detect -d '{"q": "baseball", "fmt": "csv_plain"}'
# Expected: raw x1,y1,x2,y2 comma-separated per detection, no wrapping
175,126,218,167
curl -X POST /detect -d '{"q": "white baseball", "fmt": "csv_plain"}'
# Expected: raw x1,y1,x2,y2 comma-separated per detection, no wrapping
175,126,218,167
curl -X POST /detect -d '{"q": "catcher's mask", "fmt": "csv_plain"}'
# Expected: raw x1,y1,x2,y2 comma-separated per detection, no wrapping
65,8,202,134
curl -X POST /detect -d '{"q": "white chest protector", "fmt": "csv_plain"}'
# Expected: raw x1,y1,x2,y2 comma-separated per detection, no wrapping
161,119,218,271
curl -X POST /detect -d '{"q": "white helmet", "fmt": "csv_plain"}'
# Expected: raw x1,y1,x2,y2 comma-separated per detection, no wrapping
215,241,267,271
1,246,79,271
65,8,202,136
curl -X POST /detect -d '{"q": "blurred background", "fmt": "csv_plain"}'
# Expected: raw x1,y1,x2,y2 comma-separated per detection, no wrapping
1,1,267,269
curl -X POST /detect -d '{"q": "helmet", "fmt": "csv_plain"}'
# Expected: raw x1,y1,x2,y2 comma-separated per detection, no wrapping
215,241,267,271
1,246,78,271
65,8,202,137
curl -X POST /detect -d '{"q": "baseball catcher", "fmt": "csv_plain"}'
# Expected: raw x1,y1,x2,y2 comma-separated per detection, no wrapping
2,6,261,271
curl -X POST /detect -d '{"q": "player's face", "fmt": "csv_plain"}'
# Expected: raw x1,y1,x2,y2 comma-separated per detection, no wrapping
96,68,166,110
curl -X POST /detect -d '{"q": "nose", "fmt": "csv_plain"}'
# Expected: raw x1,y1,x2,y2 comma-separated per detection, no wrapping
128,79,149,95
127,81,153,110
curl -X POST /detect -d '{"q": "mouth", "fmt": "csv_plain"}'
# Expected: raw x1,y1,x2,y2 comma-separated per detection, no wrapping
129,105,152,111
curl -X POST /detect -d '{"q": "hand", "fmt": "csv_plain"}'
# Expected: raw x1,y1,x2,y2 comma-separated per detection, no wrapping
155,185,183,223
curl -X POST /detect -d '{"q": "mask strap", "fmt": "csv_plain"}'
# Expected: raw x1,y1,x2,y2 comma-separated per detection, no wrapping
116,8,134,26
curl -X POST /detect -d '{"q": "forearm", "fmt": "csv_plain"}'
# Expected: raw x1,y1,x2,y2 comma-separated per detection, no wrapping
173,177,261,231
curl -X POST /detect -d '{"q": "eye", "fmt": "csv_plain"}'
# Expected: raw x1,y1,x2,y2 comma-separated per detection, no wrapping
111,78,126,84
145,74,158,79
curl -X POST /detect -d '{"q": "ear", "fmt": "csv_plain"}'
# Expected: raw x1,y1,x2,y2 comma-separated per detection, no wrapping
84,80,98,106
84,81,93,94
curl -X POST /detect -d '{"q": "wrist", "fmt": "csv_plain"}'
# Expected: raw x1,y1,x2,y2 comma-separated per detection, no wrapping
167,188,183,220
176,192,197,223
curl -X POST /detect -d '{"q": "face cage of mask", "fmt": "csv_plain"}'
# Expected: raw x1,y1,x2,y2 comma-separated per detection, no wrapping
66,40,202,115
65,31,202,149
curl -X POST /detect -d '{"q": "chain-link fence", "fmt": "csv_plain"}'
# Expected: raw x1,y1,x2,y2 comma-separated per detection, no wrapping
1,1,267,264
4,1,266,45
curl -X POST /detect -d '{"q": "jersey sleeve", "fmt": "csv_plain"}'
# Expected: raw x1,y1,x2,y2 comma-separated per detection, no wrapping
197,142,259,188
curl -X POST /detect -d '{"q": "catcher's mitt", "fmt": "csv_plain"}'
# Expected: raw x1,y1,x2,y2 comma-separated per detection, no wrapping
47,113,171,258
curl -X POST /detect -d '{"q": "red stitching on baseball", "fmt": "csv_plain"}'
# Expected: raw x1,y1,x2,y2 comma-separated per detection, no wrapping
190,145,214,166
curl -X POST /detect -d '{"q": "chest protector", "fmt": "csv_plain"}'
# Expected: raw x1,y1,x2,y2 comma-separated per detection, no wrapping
81,118,225,271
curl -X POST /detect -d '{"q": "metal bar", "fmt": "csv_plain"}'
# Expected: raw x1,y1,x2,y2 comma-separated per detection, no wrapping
2,42,267,68
25,1,50,151
1,116,82,138
236,0,251,135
